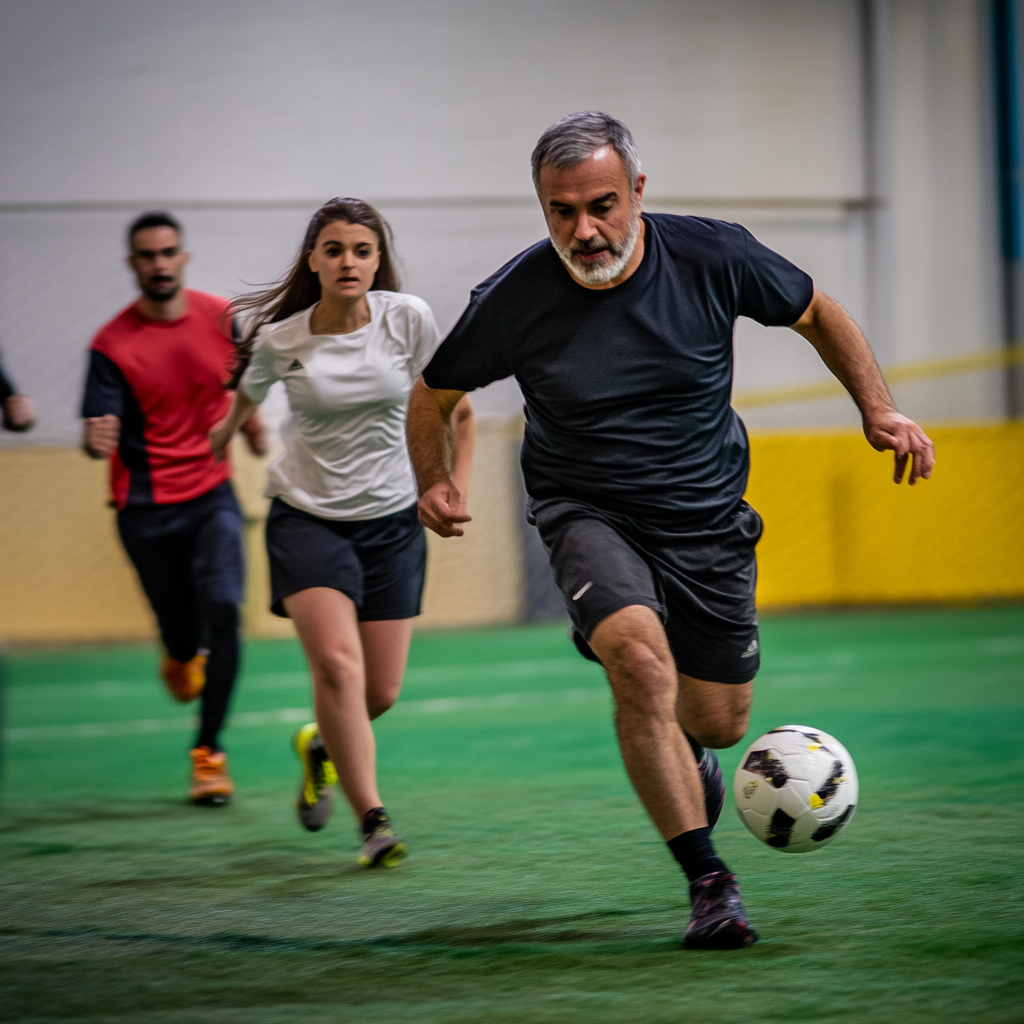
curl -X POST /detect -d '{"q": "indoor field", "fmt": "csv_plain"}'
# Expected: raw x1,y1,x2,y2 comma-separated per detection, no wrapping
2,605,1022,1024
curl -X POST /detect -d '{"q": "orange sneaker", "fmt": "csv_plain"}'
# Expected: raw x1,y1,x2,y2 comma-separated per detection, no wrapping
160,653,206,703
188,746,234,806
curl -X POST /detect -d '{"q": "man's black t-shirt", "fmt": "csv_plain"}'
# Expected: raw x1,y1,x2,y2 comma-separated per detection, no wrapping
423,213,813,527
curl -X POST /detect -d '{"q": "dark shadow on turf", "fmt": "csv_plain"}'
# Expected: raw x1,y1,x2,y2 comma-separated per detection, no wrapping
2,904,700,955
0,798,196,832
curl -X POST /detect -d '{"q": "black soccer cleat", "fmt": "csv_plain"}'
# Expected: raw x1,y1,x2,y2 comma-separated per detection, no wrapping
683,870,758,950
699,748,726,832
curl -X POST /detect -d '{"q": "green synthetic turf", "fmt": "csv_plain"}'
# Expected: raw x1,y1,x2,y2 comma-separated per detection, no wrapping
1,606,1022,1024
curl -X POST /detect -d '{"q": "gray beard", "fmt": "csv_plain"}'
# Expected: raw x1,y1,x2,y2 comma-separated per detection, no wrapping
551,213,640,286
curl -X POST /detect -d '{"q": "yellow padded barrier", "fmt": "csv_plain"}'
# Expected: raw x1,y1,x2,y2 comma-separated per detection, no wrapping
1,422,1020,643
747,422,1024,606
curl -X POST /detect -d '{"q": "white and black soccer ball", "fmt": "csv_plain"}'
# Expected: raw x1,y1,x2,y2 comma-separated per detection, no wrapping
734,725,858,853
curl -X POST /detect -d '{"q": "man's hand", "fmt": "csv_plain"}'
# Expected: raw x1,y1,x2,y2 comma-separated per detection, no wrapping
864,411,935,485
790,289,936,485
2,393,35,432
83,414,120,458
240,412,269,457
418,481,472,537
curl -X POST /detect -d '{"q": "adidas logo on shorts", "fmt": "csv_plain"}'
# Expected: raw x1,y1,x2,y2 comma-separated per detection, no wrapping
740,639,759,658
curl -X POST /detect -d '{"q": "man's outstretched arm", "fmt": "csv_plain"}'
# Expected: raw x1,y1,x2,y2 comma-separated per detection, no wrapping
790,288,935,484
407,378,472,537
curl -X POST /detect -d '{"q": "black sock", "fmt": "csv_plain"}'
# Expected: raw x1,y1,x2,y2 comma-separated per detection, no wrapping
685,733,705,764
667,826,728,883
194,603,240,750
361,806,389,837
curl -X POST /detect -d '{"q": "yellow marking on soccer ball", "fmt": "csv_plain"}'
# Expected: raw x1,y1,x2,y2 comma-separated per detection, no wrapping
743,780,759,799
809,794,824,809
807,742,822,752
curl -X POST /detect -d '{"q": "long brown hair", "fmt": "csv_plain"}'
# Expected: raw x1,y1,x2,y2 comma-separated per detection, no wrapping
229,197,400,386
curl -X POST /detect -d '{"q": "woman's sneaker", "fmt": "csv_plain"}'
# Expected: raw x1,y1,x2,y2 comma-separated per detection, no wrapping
683,870,758,949
358,807,406,868
293,723,337,832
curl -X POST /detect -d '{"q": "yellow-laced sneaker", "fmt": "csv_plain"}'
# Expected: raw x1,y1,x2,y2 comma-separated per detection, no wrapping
294,723,337,832
188,746,233,806
160,653,206,703
358,807,406,868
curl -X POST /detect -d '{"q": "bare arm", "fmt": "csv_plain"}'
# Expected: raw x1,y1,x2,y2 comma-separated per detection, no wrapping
449,395,476,515
407,377,472,537
209,389,260,463
790,288,935,484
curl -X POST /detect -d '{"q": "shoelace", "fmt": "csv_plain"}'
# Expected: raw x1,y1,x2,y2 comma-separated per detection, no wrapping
691,874,740,915
193,753,224,779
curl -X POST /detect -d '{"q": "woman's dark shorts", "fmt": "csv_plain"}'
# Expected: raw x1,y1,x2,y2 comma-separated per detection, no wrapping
266,499,427,620
528,496,763,684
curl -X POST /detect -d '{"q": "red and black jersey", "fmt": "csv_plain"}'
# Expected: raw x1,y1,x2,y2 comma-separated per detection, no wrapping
82,290,236,509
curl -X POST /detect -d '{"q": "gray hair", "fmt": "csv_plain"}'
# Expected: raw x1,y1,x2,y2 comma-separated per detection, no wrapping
531,111,641,192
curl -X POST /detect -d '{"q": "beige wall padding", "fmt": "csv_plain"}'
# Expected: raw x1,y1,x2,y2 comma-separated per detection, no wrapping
0,448,155,642
0,420,525,644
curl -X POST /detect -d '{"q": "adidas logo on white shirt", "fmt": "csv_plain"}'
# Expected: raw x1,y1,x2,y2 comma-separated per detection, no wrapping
287,358,304,371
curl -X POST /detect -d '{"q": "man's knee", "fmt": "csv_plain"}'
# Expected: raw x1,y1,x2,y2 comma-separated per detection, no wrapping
597,634,677,718
690,713,749,750
679,677,753,749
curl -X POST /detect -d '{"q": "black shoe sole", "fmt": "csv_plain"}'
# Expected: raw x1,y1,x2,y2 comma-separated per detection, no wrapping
190,794,230,807
683,921,758,950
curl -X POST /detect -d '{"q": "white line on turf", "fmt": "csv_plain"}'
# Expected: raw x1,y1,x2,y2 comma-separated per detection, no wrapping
10,636,1022,700
6,658,599,701
2,687,610,742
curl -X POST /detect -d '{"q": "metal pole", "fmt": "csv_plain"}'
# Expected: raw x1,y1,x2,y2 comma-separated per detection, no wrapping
993,0,1024,417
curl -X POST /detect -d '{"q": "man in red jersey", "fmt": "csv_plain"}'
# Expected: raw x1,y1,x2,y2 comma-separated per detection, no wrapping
81,211,267,805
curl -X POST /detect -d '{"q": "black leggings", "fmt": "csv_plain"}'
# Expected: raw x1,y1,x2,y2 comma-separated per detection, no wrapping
118,482,245,750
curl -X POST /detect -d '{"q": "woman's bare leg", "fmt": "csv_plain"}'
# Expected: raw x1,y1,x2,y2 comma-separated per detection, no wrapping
359,618,414,719
283,587,380,819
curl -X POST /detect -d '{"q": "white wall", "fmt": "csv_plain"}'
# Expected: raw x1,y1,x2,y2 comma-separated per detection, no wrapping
0,0,1003,446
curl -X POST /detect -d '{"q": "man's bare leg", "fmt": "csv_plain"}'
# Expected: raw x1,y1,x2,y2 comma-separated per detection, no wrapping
676,673,752,751
589,605,706,839
589,604,758,948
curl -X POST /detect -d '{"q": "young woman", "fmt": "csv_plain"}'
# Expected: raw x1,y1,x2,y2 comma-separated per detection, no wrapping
210,198,474,867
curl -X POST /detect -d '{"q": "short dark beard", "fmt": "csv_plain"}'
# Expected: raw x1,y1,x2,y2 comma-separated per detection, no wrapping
141,281,180,303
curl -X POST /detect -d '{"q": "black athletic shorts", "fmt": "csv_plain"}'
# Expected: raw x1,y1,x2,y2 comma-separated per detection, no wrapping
266,498,427,620
117,480,245,614
527,496,763,684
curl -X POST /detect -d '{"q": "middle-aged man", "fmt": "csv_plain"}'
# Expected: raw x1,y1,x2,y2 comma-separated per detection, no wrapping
407,112,934,950
81,211,267,806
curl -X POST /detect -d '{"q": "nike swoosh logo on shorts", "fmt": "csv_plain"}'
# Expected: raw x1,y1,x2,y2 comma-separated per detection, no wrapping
572,582,593,601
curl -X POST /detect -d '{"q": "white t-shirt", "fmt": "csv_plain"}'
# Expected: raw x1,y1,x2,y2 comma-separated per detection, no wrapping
240,291,442,521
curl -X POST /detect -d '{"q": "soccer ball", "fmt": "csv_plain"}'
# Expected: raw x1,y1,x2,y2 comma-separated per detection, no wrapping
733,725,858,853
